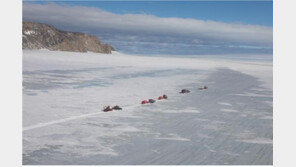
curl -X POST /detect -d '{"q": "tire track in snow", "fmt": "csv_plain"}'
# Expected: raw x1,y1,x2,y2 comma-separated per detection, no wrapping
23,93,182,131
23,103,142,131
23,112,103,131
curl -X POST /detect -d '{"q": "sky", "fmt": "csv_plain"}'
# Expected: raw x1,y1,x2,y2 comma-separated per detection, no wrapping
23,1,273,55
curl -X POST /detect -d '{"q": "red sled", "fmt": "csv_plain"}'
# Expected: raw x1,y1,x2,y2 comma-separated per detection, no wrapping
141,100,148,104
158,96,163,100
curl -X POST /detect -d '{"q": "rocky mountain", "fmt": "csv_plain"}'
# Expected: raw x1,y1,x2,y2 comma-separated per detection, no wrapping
22,22,115,54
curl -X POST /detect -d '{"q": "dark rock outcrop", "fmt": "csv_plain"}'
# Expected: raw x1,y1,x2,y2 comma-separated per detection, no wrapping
22,22,115,54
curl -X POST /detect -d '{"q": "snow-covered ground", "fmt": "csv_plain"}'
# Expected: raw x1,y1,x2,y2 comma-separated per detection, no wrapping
23,50,272,165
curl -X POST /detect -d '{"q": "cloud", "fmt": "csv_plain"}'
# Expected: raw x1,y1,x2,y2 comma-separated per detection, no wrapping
22,3,273,55
23,3,272,45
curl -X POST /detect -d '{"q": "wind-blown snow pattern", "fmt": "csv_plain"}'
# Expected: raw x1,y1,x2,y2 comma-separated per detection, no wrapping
23,50,272,165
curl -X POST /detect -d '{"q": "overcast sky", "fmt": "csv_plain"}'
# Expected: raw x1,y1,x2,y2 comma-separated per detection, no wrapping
23,2,273,55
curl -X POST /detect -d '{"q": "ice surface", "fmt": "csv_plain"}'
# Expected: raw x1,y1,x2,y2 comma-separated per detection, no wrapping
23,50,272,165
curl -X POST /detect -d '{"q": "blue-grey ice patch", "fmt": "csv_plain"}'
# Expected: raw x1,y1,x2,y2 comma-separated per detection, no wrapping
23,68,272,165
238,138,273,144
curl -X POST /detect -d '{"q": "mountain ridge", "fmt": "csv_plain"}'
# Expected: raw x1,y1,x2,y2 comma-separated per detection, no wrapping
22,22,115,54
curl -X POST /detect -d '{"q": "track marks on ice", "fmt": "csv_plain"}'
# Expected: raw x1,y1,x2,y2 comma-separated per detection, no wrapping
23,103,142,131
23,112,103,131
